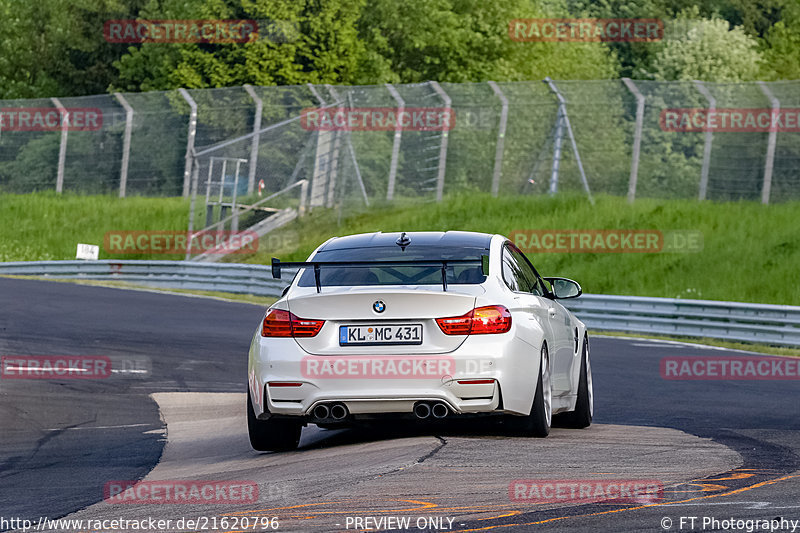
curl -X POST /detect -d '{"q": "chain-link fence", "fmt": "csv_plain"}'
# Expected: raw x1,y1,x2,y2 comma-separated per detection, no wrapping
2,80,798,205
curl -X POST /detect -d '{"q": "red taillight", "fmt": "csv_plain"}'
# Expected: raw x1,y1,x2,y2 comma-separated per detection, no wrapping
436,305,511,335
457,379,496,385
261,309,324,337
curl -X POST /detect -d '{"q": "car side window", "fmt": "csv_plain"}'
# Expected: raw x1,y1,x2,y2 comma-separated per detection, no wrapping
501,247,521,292
502,244,535,293
513,247,545,296
503,243,547,296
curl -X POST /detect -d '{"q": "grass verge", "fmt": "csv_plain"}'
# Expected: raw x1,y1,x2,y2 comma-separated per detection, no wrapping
3,191,799,305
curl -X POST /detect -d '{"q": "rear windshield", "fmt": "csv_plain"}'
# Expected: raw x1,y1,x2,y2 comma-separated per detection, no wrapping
296,246,487,287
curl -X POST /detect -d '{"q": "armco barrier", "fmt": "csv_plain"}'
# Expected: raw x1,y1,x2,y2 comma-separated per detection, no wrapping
0,260,293,298
1,260,798,347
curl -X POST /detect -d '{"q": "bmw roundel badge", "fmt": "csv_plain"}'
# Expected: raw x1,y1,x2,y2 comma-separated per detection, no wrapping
373,300,386,313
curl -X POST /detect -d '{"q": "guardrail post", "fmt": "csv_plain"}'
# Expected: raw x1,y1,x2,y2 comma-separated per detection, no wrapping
758,82,779,205
243,84,262,195
51,97,69,194
488,81,509,197
693,81,715,201
179,88,198,198
114,92,134,198
429,81,450,202
622,78,644,203
385,83,404,201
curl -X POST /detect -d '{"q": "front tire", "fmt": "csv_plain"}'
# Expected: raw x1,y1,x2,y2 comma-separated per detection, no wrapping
559,337,592,429
507,344,551,438
247,391,302,451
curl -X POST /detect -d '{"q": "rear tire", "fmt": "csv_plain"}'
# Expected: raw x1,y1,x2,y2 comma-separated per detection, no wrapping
559,337,592,429
247,391,302,451
507,344,551,438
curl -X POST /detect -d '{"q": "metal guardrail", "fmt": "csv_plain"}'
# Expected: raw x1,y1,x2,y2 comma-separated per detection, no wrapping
0,260,294,299
560,294,800,348
1,260,799,347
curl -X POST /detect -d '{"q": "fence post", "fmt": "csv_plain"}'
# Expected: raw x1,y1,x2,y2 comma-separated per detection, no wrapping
488,81,508,197
758,82,779,205
693,81,715,201
544,78,594,204
429,81,450,202
385,83,404,201
307,83,330,209
622,78,644,203
243,84,262,195
114,93,134,198
185,161,200,260
179,88,198,198
325,85,344,208
51,97,69,194
543,78,565,195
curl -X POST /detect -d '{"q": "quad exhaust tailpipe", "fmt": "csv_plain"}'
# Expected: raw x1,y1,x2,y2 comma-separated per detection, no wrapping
413,402,431,419
431,402,449,418
330,403,348,420
414,401,449,419
312,404,330,420
311,402,349,421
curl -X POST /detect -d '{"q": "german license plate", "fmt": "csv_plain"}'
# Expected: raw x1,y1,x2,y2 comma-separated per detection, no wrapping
339,324,423,346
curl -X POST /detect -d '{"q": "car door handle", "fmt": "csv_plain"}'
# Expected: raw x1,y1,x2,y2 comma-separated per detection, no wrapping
548,307,557,319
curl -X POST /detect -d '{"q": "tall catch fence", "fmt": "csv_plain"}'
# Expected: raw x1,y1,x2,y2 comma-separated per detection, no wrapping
2,80,798,206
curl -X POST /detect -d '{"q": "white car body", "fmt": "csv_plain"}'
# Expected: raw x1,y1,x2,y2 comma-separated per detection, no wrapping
247,231,591,450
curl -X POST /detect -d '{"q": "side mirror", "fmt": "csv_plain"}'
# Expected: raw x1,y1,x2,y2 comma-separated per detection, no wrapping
544,277,582,299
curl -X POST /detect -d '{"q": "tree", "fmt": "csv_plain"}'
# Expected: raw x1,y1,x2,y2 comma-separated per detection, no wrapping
760,2,800,80
0,0,145,99
114,0,390,90
644,8,763,81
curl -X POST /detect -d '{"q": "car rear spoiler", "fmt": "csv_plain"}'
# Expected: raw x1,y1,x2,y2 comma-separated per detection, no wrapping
271,256,489,293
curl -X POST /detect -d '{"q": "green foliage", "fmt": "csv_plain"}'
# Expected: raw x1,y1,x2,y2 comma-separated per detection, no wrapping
645,8,764,81
0,0,145,98
114,0,390,90
760,2,800,80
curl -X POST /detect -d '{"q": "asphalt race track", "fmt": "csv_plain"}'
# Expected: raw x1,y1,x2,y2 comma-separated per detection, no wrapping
1,276,799,532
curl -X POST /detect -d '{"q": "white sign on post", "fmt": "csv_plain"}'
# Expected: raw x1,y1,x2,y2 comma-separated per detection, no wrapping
76,243,99,260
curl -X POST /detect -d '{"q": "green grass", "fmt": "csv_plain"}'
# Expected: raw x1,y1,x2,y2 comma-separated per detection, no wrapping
2,191,799,305
0,192,189,261
242,193,800,306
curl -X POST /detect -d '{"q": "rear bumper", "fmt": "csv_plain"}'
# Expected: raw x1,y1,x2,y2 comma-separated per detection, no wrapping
248,332,539,419
268,388,501,419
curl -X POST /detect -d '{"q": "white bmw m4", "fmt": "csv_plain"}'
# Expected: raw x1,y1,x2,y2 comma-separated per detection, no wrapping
247,231,592,451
